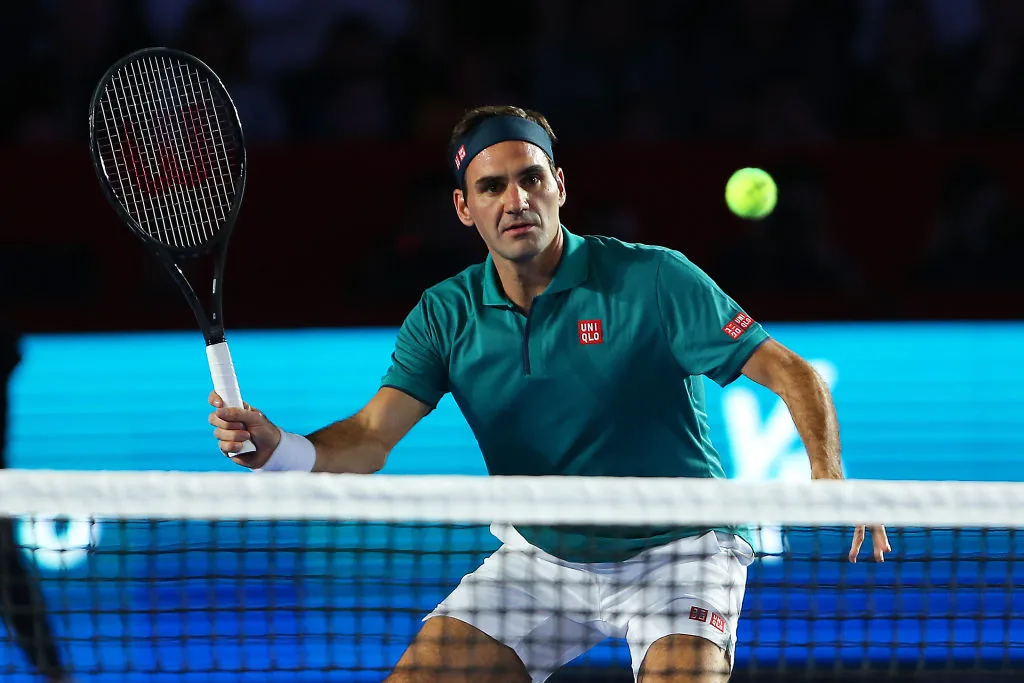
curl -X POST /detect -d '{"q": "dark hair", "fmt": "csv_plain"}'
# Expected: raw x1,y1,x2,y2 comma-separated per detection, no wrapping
449,105,558,189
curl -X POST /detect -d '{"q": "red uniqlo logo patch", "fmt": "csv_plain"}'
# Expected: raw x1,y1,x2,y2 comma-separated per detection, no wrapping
689,606,709,622
722,312,754,340
454,145,467,170
578,319,603,345
710,612,726,633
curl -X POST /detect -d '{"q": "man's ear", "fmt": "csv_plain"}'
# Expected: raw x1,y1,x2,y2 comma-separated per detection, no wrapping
556,167,567,207
453,188,474,226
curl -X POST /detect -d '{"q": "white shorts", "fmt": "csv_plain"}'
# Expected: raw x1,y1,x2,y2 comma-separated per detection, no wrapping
425,526,755,683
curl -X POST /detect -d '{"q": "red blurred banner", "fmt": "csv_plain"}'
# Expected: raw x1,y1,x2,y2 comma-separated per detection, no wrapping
1,140,1022,332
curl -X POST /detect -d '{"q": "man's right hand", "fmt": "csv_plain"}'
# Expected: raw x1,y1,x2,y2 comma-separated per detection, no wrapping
208,391,282,469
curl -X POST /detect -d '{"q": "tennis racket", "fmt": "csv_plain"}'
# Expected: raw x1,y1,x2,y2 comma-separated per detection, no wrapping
88,47,254,455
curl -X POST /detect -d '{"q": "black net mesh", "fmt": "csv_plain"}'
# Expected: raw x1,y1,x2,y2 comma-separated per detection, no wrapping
0,475,1021,682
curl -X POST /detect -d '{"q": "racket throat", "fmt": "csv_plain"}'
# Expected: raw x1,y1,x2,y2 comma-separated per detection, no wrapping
203,324,227,346
158,253,227,344
203,277,226,345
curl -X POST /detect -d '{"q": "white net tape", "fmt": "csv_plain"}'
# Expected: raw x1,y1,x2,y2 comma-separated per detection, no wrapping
1,470,1020,526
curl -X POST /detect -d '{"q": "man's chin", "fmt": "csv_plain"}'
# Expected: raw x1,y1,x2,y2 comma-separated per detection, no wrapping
490,225,554,263
497,241,543,264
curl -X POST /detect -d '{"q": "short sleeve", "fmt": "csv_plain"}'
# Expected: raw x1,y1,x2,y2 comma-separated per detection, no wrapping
656,251,769,386
380,295,449,408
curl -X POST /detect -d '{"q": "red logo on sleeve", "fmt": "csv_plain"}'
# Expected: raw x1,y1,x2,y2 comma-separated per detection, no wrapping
578,319,603,344
689,606,708,622
722,312,754,340
709,612,727,632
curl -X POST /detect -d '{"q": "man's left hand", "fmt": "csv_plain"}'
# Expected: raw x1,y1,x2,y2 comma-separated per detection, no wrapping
848,524,891,563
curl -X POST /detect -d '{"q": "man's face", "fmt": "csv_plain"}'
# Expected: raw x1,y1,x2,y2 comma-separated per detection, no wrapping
454,141,566,264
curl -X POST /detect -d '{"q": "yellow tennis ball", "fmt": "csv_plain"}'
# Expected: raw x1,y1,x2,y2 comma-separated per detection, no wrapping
725,167,777,219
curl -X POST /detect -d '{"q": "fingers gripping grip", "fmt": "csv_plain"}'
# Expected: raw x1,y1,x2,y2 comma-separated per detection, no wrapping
206,341,256,455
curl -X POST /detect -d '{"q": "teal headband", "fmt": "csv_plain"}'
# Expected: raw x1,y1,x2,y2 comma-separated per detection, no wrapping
451,116,555,188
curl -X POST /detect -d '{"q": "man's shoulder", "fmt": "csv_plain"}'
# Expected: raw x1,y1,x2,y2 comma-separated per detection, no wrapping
581,233,686,271
419,260,487,308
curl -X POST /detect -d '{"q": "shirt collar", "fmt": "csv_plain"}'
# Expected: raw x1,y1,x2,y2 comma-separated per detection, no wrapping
482,226,589,307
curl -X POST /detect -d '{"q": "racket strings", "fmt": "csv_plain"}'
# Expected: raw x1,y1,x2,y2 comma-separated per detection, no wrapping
128,58,205,248
140,56,223,248
95,54,241,248
118,60,195,247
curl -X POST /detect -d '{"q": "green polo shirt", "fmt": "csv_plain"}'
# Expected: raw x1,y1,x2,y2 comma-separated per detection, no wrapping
381,227,769,562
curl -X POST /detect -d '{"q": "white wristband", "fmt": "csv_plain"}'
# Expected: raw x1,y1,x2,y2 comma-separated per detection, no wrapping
256,430,316,472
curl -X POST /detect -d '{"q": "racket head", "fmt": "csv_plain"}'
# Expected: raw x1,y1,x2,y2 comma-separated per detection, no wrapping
89,47,247,257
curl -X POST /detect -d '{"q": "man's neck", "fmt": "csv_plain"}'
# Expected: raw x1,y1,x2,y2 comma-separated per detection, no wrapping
493,230,565,313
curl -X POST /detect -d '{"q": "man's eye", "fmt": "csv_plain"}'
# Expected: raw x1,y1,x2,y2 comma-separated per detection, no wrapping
525,175,541,186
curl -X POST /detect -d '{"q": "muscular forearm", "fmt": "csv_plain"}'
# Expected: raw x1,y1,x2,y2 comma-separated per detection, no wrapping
307,415,389,474
778,362,843,480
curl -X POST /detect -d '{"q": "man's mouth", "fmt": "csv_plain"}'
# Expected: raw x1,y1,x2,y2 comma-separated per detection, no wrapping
502,222,537,234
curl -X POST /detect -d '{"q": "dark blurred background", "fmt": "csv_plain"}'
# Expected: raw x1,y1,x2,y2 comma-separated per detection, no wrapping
2,0,1023,332
1,4,1023,682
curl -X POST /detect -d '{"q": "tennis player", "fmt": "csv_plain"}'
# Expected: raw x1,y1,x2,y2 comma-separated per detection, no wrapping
209,105,890,683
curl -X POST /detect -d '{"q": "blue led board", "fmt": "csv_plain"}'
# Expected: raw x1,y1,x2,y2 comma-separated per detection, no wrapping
2,324,1021,679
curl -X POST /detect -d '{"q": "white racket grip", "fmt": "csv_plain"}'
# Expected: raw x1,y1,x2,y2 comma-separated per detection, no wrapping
206,341,256,455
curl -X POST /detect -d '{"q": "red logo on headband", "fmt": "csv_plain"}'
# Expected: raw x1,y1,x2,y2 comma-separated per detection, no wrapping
454,145,467,170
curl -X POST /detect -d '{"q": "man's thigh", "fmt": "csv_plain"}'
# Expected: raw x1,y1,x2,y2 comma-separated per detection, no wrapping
637,634,731,683
385,615,530,683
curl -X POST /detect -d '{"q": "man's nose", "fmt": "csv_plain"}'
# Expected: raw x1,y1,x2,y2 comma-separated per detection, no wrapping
504,183,529,212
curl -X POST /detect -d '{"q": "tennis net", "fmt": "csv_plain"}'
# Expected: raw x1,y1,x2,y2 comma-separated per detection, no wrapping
0,471,1021,682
